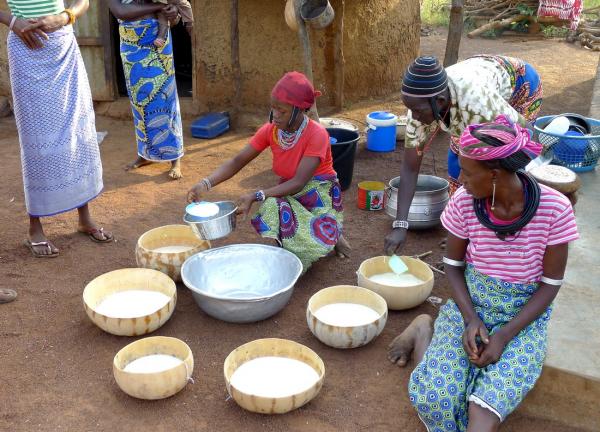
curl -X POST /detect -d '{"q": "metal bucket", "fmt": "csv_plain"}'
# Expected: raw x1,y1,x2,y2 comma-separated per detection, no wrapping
184,201,237,240
300,0,335,29
385,175,449,230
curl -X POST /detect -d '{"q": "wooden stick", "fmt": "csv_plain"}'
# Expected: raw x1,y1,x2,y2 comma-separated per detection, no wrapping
334,0,345,111
294,0,320,121
467,14,526,38
413,251,433,260
444,0,464,67
230,0,241,116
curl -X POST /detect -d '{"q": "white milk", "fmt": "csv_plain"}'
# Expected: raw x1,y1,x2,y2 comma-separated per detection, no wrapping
95,290,171,318
230,356,320,398
314,303,380,327
188,202,219,218
153,245,194,253
369,272,424,287
123,354,183,373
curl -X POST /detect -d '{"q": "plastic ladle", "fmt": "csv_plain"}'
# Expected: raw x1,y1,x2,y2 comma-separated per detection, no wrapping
389,255,408,274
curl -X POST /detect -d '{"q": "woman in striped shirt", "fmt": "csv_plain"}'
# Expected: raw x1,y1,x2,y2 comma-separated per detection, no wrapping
0,1,113,263
388,115,578,431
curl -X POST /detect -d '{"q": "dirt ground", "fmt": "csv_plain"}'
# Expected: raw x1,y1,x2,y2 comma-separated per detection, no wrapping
0,32,597,431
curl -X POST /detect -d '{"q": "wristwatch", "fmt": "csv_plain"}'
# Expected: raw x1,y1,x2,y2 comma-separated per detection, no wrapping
255,190,266,202
392,220,409,229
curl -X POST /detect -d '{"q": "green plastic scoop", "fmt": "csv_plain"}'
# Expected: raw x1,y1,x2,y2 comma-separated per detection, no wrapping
389,255,408,274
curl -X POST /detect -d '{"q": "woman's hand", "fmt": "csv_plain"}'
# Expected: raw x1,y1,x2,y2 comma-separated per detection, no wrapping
384,228,407,255
12,18,49,49
162,4,180,22
471,332,508,368
187,181,209,203
236,193,256,220
23,13,68,33
462,316,489,362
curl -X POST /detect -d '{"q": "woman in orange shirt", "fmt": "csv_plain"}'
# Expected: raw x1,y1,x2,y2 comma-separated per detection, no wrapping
188,72,350,272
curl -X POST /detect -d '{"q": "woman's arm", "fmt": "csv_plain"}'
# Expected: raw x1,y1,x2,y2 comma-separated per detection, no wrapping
237,156,320,218
104,0,164,21
0,11,49,49
445,233,491,361
473,243,569,368
187,144,260,203
22,0,91,34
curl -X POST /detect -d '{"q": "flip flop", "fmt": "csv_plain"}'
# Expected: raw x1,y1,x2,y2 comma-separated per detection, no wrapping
79,227,114,243
23,239,59,258
0,288,17,304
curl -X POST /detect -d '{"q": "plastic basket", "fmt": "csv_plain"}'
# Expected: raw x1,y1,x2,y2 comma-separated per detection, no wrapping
534,115,600,173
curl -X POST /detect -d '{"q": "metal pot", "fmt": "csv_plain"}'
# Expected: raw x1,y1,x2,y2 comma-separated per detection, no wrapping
184,201,237,241
385,175,449,229
300,0,335,29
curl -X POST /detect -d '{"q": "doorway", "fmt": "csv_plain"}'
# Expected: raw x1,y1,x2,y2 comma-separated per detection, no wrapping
111,17,193,98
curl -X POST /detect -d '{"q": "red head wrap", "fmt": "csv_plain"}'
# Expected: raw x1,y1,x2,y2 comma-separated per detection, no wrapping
271,71,322,110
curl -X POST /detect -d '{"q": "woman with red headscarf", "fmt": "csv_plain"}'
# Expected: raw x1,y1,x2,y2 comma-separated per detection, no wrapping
187,72,350,272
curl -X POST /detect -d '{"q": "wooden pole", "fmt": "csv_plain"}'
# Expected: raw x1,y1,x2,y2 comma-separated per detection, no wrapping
294,0,320,121
334,0,345,111
231,0,241,116
443,0,464,67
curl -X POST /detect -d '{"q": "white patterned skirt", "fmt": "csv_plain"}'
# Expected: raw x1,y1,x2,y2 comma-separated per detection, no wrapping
7,26,103,217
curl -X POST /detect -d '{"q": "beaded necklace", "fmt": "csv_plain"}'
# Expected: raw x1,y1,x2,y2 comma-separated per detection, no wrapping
275,115,308,151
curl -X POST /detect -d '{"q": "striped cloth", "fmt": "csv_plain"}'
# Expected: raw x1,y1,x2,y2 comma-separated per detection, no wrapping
441,184,579,283
7,0,64,18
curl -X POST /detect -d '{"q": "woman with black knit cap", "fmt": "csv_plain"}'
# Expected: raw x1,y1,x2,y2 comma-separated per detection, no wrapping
388,115,577,431
187,71,349,272
385,55,543,256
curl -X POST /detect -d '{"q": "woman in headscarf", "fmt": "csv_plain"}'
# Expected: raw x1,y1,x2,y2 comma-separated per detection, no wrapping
1,0,113,259
385,55,543,256
187,71,350,272
106,0,184,179
387,115,578,431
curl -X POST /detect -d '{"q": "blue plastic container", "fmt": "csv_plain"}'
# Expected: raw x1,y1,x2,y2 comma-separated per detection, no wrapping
191,112,230,139
366,111,398,152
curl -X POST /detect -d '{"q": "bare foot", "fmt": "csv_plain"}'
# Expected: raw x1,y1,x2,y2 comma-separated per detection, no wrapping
124,156,153,171
168,159,182,180
388,314,433,367
335,234,351,258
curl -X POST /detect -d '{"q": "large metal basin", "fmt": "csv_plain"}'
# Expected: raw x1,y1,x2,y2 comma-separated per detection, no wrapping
181,244,303,323
385,175,449,229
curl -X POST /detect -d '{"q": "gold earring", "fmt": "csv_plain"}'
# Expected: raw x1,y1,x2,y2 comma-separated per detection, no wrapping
491,179,496,211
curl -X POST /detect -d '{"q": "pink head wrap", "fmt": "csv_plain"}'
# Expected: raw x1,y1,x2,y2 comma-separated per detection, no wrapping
459,115,543,161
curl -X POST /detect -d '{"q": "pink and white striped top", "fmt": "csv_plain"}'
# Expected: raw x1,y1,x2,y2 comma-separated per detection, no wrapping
441,184,579,283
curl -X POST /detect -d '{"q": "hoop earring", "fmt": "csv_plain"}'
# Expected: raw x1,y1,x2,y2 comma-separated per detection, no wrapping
491,178,497,211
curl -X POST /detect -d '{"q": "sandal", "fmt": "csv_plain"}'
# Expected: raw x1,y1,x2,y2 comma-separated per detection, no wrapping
79,227,114,243
23,239,59,258
0,288,17,304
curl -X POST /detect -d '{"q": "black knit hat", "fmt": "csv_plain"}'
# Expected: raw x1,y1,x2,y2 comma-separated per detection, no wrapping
402,56,448,98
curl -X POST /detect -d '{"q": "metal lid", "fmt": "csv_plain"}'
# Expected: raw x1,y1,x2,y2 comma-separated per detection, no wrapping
319,117,359,132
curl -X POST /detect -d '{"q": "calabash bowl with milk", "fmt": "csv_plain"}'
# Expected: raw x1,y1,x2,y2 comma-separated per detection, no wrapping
223,338,325,414
306,285,388,349
113,336,194,400
357,256,434,310
135,224,210,282
83,268,176,336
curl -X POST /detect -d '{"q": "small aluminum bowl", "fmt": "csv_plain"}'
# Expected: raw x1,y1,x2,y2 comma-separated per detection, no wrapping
181,244,303,323
184,201,237,241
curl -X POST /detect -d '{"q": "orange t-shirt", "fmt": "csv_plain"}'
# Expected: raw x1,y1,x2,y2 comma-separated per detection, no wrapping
250,119,336,181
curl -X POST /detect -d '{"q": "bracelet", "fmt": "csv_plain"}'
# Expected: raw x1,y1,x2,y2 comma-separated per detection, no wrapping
539,275,563,286
201,177,212,191
9,16,17,31
392,220,409,230
255,190,266,202
63,8,76,25
442,257,465,267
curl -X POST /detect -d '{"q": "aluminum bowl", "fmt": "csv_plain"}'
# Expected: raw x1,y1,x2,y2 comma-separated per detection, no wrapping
184,201,237,241
181,244,303,323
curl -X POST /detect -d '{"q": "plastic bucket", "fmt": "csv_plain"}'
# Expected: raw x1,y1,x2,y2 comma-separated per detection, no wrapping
357,181,386,211
327,127,359,191
366,111,398,152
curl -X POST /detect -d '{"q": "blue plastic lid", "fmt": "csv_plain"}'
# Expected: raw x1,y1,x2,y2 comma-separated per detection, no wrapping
330,137,338,144
368,111,396,121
